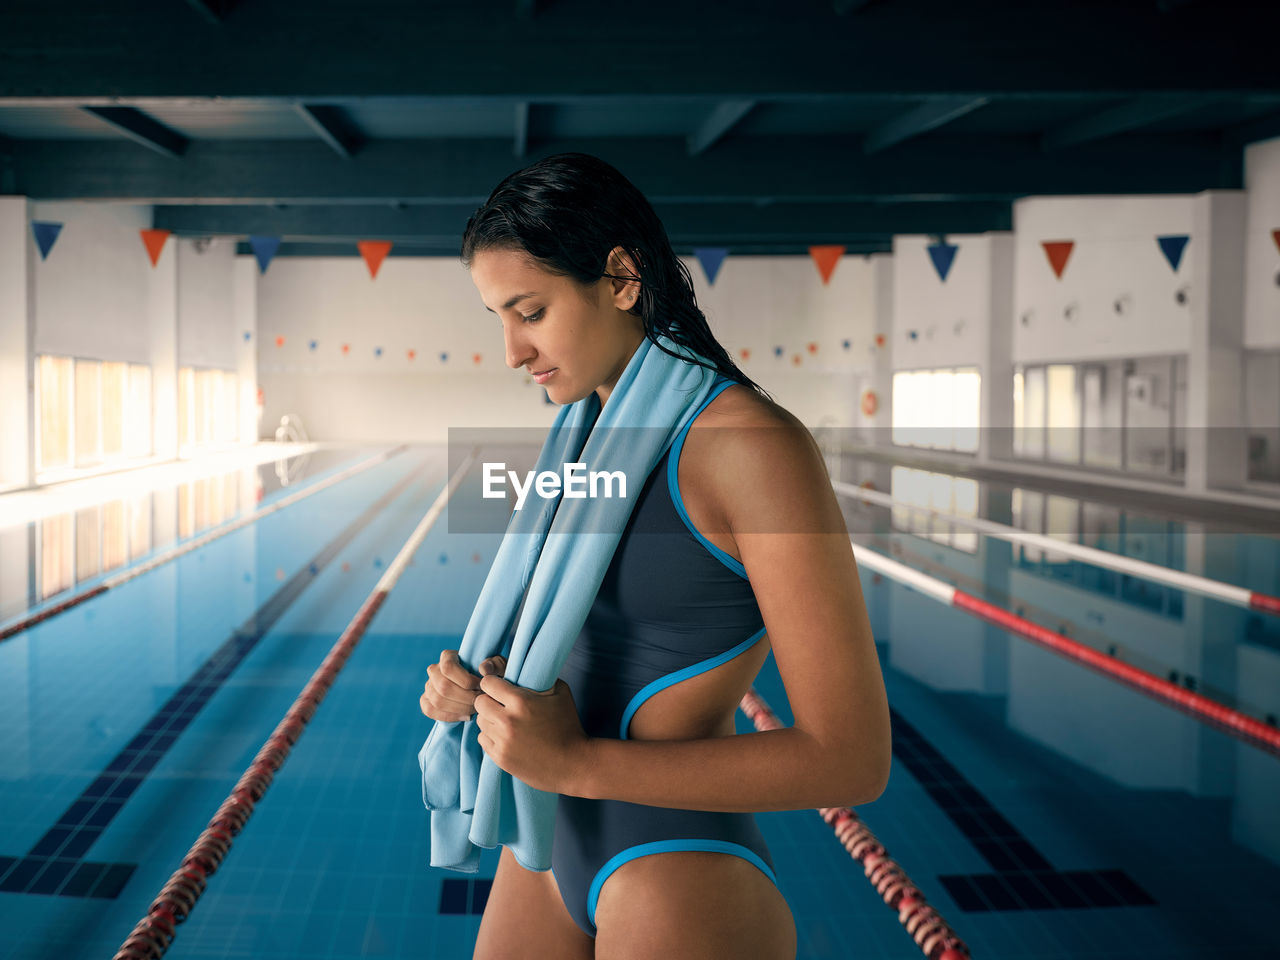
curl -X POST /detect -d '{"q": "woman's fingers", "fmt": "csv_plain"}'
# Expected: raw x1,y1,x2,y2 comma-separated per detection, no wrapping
420,650,506,720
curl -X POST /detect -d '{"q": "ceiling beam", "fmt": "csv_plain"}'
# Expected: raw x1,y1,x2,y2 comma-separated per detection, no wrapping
1041,94,1220,151
295,104,364,158
235,239,896,258
514,102,529,157
3,0,1279,99
153,199,1013,244
8,134,1239,203
863,96,989,154
79,107,189,159
688,101,756,156
180,0,236,24
1224,109,1280,147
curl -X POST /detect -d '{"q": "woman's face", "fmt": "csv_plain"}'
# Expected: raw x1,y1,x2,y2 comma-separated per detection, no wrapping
470,247,645,406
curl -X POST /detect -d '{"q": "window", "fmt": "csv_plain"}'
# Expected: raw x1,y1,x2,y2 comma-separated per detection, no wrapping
74,360,102,468
1046,364,1080,464
1082,361,1123,470
1124,356,1173,476
36,355,73,472
36,353,153,480
1244,351,1280,486
179,366,240,455
891,366,982,454
1014,356,1185,479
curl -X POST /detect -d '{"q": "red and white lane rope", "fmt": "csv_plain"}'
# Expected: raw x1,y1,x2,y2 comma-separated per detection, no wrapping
111,449,475,960
850,542,1280,759
0,445,408,643
832,480,1280,618
739,688,971,960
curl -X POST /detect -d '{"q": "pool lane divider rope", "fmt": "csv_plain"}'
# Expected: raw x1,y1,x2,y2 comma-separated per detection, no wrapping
0,445,410,644
849,541,1280,759
832,480,1280,618
111,449,477,960
739,688,972,960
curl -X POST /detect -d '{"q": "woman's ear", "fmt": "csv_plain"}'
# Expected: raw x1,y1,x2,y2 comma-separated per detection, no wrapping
607,246,641,306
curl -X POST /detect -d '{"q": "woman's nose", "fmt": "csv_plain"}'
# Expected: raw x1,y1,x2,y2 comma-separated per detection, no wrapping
504,326,533,370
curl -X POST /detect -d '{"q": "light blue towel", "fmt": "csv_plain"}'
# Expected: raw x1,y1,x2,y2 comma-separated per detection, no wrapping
418,333,721,873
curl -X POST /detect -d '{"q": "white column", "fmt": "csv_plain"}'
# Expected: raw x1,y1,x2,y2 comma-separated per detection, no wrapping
1185,190,1247,495
0,196,34,491
148,222,179,460
867,253,893,448
232,255,259,443
981,233,1015,464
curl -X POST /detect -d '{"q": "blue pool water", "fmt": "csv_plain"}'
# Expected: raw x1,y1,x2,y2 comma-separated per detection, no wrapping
1,445,1277,959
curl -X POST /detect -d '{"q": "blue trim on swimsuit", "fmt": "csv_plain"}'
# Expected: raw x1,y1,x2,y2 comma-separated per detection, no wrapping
667,379,748,580
586,839,779,930
618,625,768,740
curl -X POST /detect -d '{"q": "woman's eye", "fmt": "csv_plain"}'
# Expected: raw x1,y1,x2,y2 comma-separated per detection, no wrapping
521,309,544,323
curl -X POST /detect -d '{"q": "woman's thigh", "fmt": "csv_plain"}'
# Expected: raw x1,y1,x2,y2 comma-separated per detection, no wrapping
473,845,595,960
593,850,796,960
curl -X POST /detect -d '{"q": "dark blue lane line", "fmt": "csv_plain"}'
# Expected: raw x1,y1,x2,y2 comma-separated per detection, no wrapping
888,707,1156,912
0,455,435,899
438,878,493,916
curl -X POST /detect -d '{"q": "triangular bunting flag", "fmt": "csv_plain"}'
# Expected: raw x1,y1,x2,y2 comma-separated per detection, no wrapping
249,235,282,274
1272,229,1280,255
140,229,172,267
1156,235,1189,273
693,247,729,285
31,221,63,261
927,241,958,283
1042,241,1074,280
809,245,845,285
358,240,393,279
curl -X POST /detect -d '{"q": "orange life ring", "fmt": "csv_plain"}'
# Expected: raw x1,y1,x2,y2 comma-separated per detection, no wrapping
861,390,879,417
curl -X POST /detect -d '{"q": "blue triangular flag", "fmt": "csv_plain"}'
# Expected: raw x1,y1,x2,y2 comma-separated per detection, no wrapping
309,340,318,351
249,235,282,274
1157,235,1189,273
927,241,958,283
32,222,63,261
693,247,729,286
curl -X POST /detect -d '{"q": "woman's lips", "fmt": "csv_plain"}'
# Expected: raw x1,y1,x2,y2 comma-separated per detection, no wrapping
533,368,557,384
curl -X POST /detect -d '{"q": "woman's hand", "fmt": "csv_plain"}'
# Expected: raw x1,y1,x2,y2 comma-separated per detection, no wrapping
473,675,592,795
419,649,507,722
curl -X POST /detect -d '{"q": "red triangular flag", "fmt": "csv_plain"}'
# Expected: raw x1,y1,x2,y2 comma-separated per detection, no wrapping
140,229,171,267
358,240,393,279
808,245,845,285
1042,241,1074,280
1272,229,1280,255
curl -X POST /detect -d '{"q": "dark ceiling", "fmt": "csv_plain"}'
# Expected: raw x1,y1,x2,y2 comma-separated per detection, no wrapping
2,0,1279,256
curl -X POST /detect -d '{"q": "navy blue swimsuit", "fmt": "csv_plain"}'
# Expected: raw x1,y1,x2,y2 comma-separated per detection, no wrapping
549,377,780,937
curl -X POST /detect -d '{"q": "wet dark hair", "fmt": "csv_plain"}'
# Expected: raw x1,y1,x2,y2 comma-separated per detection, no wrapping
460,152,773,403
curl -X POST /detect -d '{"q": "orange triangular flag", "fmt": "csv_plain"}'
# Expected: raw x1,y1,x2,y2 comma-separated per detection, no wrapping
1042,241,1074,280
809,245,845,285
358,240,393,279
140,229,171,267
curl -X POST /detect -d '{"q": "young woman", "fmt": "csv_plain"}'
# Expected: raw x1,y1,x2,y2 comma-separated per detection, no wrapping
419,153,891,960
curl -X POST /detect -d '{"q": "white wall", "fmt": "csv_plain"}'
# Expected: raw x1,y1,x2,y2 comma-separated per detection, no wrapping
255,252,884,443
1243,138,1280,351
1012,195,1197,365
177,237,238,370
31,203,154,364
0,200,247,488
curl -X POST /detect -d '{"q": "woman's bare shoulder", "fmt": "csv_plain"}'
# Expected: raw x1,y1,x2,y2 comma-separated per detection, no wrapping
696,383,818,452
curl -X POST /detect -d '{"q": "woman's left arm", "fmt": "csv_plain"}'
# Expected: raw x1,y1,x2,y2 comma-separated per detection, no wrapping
474,415,892,812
